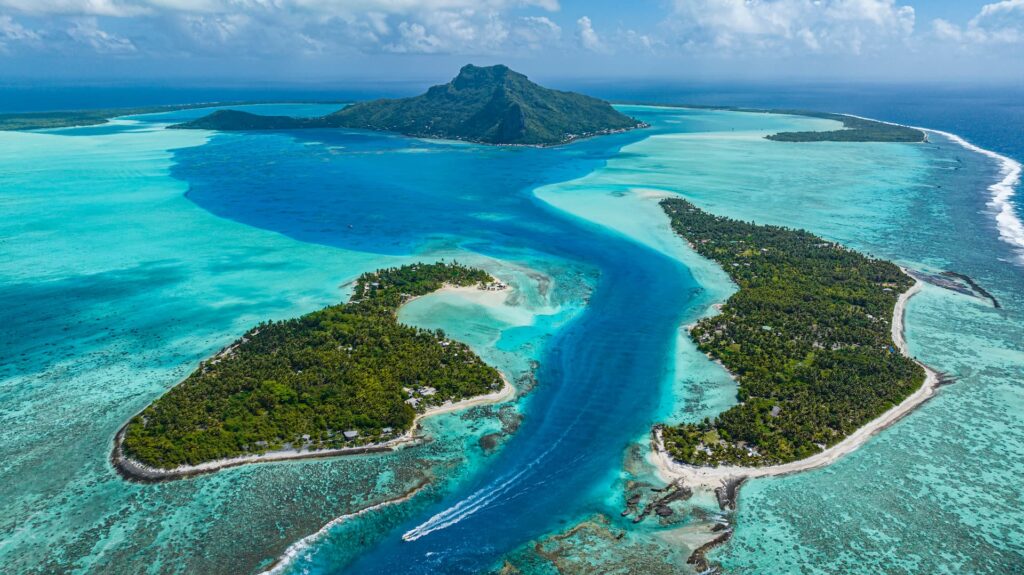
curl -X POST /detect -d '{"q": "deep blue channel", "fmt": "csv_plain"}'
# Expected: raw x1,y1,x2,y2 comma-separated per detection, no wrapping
169,108,701,573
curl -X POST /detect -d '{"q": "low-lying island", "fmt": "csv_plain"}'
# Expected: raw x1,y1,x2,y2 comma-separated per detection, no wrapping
112,262,514,481
653,198,937,490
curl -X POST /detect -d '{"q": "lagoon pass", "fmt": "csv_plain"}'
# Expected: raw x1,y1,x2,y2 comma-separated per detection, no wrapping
1,102,1022,575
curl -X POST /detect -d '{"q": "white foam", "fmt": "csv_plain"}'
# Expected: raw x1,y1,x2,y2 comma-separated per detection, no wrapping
258,485,426,575
845,114,1024,265
400,413,582,542
401,439,561,542
928,128,1024,264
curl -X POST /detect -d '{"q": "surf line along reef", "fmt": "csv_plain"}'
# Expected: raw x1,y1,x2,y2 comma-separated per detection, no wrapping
112,262,514,481
653,198,940,490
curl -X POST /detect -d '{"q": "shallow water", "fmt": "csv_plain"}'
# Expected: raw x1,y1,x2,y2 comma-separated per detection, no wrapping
1,102,1021,575
511,112,1024,574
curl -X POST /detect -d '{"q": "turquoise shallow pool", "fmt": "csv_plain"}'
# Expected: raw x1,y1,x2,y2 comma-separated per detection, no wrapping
0,103,1020,574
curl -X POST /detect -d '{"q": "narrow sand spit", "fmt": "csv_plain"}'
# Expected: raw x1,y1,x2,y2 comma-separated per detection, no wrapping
650,277,940,491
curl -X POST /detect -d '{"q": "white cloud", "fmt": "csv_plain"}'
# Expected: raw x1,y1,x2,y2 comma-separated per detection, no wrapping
667,0,916,54
933,0,1024,45
179,12,250,46
621,28,654,50
0,0,560,17
0,0,567,57
66,17,136,52
576,15,604,52
0,0,151,17
386,21,444,53
0,14,40,52
514,16,561,50
0,15,39,40
0,0,566,56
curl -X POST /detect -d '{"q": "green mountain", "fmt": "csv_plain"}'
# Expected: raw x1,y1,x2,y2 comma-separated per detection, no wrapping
171,64,646,145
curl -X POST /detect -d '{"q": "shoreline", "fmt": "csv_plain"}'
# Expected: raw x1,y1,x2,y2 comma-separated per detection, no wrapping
625,103,1021,265
650,276,940,491
111,279,518,482
111,372,515,483
843,114,1024,265
258,478,431,575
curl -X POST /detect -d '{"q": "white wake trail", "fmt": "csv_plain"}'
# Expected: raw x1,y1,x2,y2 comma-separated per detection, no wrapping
401,440,560,542
401,408,589,542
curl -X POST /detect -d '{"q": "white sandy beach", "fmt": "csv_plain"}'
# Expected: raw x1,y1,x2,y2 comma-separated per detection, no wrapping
114,374,515,480
650,278,940,491
113,282,518,481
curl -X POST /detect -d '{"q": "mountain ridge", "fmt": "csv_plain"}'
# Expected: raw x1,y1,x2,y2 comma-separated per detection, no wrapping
171,64,646,146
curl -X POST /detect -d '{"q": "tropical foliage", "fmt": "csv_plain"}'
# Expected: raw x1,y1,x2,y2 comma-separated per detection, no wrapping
765,112,924,142
122,262,502,469
659,199,925,466
173,64,645,145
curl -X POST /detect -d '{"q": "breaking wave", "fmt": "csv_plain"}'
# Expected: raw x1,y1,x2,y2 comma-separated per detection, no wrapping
847,113,1024,265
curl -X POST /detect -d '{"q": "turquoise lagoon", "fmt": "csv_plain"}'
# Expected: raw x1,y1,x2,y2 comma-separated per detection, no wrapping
0,103,1021,575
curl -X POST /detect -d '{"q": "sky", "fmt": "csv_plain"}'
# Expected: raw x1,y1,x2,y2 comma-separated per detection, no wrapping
0,0,1021,85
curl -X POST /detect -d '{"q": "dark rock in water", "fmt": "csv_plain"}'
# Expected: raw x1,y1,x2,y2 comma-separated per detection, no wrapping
941,271,1001,308
478,433,502,453
710,522,730,532
498,407,522,435
909,269,1001,309
632,480,690,524
627,494,642,505
661,485,693,504
687,529,734,573
715,476,747,511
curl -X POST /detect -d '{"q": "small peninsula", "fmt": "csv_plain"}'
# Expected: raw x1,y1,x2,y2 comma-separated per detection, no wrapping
658,198,927,467
626,104,925,143
116,262,508,475
764,111,925,142
171,64,647,146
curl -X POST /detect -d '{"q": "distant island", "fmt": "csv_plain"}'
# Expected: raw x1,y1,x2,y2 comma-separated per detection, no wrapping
0,101,345,131
171,64,647,146
764,111,925,143
115,262,510,477
658,199,928,467
620,103,925,143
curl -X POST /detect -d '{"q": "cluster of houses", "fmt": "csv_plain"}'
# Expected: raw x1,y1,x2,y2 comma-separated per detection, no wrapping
248,424,402,454
481,280,508,291
403,385,437,409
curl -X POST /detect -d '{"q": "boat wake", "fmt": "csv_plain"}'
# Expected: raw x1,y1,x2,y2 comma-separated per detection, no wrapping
258,481,428,575
400,440,561,542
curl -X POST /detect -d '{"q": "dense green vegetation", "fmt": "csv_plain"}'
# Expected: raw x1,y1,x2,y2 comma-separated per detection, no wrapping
0,102,306,131
122,263,503,469
173,64,646,145
659,199,925,466
764,112,925,142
